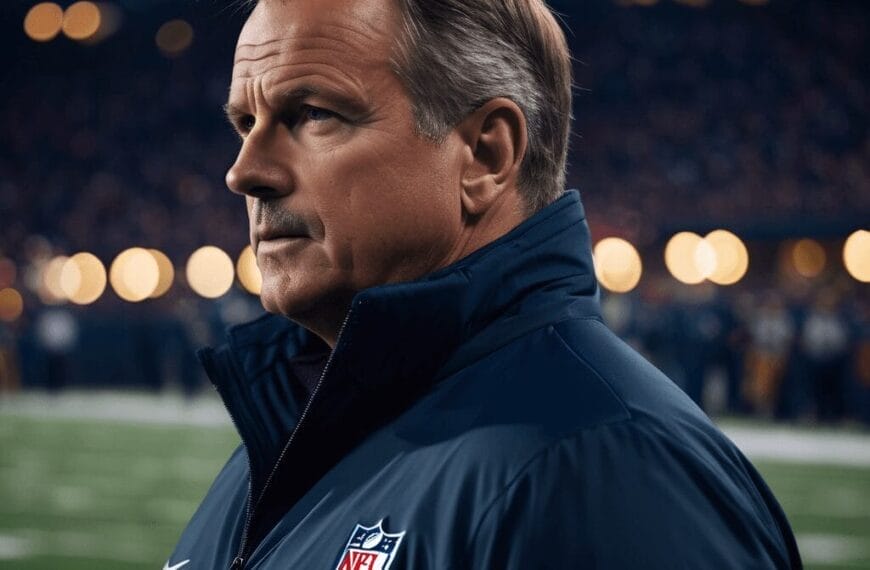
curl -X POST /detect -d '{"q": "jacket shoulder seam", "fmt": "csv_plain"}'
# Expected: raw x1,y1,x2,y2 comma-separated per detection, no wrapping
550,324,632,419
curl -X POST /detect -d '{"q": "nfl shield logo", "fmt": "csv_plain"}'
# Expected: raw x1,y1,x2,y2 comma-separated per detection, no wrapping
334,520,406,570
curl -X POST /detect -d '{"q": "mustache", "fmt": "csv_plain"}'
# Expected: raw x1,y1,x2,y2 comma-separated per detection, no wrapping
253,201,312,237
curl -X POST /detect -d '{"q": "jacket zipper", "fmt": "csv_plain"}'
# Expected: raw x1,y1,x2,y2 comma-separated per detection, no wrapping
230,308,354,570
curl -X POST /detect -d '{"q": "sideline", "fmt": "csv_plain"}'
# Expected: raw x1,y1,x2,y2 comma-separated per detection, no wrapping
2,391,870,466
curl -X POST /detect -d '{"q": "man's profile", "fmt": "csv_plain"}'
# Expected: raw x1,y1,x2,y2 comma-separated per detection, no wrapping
169,0,801,567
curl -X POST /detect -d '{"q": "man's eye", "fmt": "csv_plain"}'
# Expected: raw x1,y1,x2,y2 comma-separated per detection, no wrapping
240,115,255,132
303,106,335,122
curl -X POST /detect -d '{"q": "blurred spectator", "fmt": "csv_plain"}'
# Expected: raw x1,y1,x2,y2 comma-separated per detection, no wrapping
800,292,850,422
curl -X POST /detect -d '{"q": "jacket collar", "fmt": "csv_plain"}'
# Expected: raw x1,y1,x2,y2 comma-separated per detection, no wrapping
199,189,599,481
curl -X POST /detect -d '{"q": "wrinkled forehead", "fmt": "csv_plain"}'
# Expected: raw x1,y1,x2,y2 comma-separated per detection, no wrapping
232,0,397,78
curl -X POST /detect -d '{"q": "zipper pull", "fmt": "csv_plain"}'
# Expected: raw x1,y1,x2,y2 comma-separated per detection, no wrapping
230,556,245,570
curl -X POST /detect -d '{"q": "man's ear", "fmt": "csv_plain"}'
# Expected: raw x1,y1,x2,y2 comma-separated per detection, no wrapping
455,98,528,217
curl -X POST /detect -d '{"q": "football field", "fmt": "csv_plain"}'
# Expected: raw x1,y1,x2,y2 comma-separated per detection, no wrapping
1,393,869,569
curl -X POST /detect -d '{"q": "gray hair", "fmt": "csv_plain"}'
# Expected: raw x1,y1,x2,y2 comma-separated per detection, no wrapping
391,0,573,213
238,0,573,213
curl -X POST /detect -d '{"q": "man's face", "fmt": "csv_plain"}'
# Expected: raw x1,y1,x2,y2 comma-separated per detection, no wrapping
226,0,465,326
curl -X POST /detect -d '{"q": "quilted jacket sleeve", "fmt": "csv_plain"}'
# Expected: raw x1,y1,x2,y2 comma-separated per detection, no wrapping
465,419,801,570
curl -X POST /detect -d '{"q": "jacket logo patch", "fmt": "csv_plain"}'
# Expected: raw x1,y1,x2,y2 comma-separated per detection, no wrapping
335,520,405,570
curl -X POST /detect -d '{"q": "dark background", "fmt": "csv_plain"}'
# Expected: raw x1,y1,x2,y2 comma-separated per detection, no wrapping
0,0,867,424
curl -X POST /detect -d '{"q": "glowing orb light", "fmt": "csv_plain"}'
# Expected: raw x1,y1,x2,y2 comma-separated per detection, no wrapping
705,230,749,286
0,288,24,322
593,238,643,293
186,246,234,299
40,256,70,303
156,19,193,57
62,1,101,40
665,232,708,285
843,230,870,283
24,2,63,42
110,248,160,302
791,239,826,278
236,245,262,295
61,252,106,305
147,249,175,298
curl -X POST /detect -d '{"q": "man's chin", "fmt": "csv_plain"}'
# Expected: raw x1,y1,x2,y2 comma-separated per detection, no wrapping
258,279,355,339
259,284,316,320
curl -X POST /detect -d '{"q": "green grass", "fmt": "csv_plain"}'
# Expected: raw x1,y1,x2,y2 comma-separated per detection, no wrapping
0,416,239,569
0,415,869,569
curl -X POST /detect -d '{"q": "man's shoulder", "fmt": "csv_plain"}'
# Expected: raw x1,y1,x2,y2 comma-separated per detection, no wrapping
424,316,703,439
397,314,752,488
387,315,720,481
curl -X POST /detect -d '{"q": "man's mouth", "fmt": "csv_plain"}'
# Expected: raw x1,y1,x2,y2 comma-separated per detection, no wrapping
257,227,309,242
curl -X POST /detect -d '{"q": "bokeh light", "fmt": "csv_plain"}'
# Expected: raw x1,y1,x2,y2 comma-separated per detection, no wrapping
0,288,24,322
693,239,717,281
40,256,70,304
236,245,262,296
155,19,193,57
23,2,63,42
110,248,160,302
86,2,123,43
186,246,234,299
148,249,175,298
593,237,643,293
60,252,107,305
791,239,826,278
62,1,101,41
665,232,708,285
705,230,749,285
843,230,870,283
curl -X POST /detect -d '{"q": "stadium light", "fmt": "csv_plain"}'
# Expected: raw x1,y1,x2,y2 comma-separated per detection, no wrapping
40,255,70,304
110,247,160,302
85,2,123,44
62,1,101,41
593,237,643,293
705,230,749,285
790,239,826,279
187,246,234,299
665,232,709,285
843,230,870,283
60,252,106,305
0,288,24,322
156,19,194,58
148,249,175,298
23,2,63,42
236,245,262,296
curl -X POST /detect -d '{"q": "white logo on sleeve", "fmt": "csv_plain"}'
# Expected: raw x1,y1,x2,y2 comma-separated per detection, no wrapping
163,559,190,570
335,520,405,570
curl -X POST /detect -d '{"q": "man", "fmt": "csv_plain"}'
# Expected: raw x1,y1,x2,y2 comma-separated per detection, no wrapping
168,0,802,567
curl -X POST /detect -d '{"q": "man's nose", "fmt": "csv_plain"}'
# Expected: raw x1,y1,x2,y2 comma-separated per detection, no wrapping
225,132,291,199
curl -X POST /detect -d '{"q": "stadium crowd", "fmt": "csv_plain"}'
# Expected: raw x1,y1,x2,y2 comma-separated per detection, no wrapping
0,0,867,424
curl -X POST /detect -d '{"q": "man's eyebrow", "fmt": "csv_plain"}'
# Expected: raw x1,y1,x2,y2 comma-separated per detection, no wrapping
223,102,246,126
278,85,369,115
223,84,368,125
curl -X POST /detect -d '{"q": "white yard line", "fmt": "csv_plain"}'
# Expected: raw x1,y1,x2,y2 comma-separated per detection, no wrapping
722,425,870,468
2,391,870,466
0,391,231,427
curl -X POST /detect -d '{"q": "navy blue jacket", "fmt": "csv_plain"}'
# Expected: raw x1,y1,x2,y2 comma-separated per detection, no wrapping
170,190,801,569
